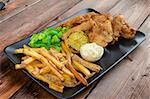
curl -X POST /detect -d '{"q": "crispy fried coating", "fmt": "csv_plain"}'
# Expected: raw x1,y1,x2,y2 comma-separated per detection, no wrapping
60,12,136,47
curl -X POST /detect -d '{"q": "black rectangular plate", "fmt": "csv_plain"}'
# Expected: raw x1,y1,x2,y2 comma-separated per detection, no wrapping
4,8,145,99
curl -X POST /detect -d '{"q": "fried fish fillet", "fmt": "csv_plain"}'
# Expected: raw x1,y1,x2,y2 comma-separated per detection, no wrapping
112,15,136,43
60,12,136,48
62,21,92,40
59,12,98,28
88,18,113,47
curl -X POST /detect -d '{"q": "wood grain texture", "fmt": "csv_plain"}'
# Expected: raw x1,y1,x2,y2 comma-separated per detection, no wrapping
11,81,56,99
0,69,29,99
46,0,120,27
0,0,42,23
0,0,81,98
58,0,120,18
109,0,150,28
0,58,29,99
87,0,150,98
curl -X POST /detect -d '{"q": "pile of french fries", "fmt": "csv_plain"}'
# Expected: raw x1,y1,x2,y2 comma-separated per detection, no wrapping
14,42,102,93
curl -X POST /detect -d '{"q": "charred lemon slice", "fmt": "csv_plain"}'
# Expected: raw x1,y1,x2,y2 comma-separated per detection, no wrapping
68,31,88,51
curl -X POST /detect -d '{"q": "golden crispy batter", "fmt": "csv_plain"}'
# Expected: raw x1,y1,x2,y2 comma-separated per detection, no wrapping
87,18,113,47
62,21,92,40
112,15,136,42
59,12,99,28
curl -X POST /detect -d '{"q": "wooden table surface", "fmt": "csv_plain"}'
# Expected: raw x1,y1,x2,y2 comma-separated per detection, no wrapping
0,0,150,99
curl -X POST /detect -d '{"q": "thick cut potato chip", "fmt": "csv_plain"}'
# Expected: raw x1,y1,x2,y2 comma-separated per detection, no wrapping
72,60,91,77
72,54,102,72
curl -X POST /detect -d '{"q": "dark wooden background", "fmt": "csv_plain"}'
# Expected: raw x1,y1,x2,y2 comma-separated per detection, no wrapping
0,0,150,99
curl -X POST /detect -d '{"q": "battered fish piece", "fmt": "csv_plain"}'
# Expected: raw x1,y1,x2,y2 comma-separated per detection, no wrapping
112,15,136,43
60,12,99,28
88,19,113,47
61,12,136,48
62,21,92,40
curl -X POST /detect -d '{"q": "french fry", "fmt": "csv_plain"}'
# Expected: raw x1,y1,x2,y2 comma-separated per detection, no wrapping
61,46,65,54
72,64,79,71
61,42,72,64
29,60,45,68
23,45,30,49
32,65,40,75
31,63,45,68
63,78,77,87
15,45,40,54
48,83,64,93
62,66,74,78
67,61,88,86
15,64,22,69
40,66,51,74
50,48,66,59
59,56,66,62
15,48,24,53
43,73,62,85
48,61,67,78
57,53,66,59
40,48,63,69
25,65,64,93
50,47,59,53
62,41,88,85
31,48,41,52
49,48,63,60
23,45,41,52
21,56,30,60
75,72,96,86
72,60,91,77
62,73,77,87
85,72,96,79
63,40,72,55
15,57,35,69
40,48,74,78
49,50,59,60
48,60,58,70
40,75,64,93
21,57,35,65
22,48,64,81
25,65,35,72
62,73,72,81
61,60,68,65
72,54,102,72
